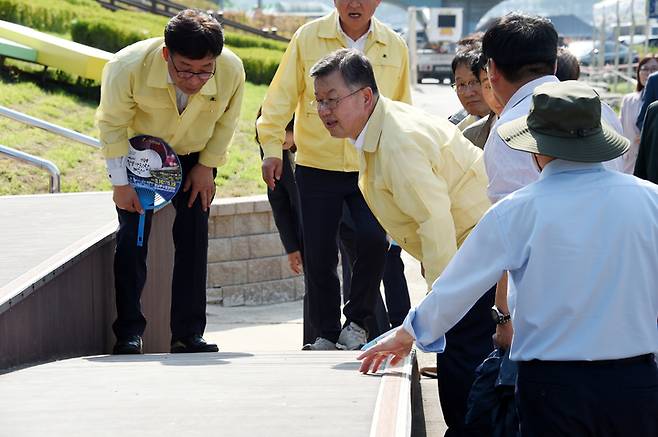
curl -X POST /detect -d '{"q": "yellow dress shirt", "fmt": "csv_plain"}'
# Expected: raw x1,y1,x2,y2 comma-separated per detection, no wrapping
256,11,411,172
359,97,491,286
96,37,245,168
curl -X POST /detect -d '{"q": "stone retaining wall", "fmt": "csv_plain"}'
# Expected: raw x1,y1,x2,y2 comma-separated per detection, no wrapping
207,195,304,306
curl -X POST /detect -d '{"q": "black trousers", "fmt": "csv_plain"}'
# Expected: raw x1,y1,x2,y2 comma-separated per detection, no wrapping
437,286,496,437
112,153,214,341
517,354,658,437
295,165,388,343
339,207,393,340
382,244,410,328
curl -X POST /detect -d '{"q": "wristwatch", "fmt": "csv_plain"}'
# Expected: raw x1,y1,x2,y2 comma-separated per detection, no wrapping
491,305,511,325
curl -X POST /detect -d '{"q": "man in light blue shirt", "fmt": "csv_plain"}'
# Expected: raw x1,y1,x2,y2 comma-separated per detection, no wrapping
359,81,658,436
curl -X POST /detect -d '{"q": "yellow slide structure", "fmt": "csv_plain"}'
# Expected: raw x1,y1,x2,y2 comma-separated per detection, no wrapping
0,20,112,81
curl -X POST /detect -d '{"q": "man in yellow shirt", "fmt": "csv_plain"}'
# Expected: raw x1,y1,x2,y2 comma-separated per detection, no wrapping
311,49,496,436
257,0,411,351
96,10,245,355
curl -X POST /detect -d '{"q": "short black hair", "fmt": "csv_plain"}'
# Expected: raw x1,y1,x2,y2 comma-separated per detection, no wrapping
164,9,224,59
482,14,558,83
470,47,487,78
310,48,379,95
555,47,580,81
451,43,482,75
457,32,484,48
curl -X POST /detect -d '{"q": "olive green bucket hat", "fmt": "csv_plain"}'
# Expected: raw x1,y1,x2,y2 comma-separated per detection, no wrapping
497,80,629,162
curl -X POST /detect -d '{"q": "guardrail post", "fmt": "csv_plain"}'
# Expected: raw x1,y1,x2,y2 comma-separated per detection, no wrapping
0,144,61,193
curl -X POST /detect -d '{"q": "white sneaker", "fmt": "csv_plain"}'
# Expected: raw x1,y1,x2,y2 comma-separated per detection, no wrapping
302,337,338,351
337,322,368,350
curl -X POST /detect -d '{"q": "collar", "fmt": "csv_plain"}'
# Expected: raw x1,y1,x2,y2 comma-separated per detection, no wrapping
350,118,370,151
146,44,217,96
502,75,559,116
539,159,605,180
362,96,386,153
317,10,387,46
336,12,373,45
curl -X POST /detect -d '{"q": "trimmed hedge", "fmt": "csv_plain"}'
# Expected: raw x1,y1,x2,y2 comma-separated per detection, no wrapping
0,0,95,33
231,47,284,85
71,16,166,53
224,34,287,52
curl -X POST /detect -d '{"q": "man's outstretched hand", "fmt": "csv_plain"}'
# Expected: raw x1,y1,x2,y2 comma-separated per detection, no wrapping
357,327,414,374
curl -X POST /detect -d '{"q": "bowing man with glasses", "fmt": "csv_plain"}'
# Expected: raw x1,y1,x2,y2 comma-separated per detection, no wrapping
97,9,245,355
312,50,495,437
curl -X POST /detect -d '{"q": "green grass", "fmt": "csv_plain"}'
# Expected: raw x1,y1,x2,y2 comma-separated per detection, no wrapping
0,66,267,197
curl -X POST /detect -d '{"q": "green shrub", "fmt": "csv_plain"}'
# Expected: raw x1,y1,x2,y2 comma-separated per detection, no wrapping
232,47,283,85
71,15,166,53
0,0,85,33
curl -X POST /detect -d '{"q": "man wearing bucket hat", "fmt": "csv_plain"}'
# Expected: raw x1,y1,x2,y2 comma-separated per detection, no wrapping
358,80,658,436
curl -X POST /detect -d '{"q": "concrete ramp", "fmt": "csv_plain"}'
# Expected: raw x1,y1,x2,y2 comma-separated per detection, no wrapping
0,351,417,437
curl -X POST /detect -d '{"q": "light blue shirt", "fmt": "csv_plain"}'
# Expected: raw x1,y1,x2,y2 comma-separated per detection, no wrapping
403,160,658,361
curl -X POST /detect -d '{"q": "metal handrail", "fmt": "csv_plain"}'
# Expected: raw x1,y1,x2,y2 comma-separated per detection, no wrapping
0,105,102,193
0,144,61,193
0,106,101,149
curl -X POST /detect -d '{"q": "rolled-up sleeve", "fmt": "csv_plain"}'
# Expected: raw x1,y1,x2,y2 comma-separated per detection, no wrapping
402,210,509,352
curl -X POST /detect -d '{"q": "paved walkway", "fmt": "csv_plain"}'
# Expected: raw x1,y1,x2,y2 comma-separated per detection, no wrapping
0,351,381,437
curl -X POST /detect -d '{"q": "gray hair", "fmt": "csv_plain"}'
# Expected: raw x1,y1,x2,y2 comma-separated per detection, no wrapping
310,48,379,95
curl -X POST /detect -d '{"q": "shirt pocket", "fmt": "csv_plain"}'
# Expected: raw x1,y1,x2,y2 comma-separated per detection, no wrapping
184,100,223,146
132,95,175,137
370,52,403,91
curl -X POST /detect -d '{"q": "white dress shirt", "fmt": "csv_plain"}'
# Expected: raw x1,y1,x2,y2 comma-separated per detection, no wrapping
338,17,373,52
403,160,658,361
484,76,624,202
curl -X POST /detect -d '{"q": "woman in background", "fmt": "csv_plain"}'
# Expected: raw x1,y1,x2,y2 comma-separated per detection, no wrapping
620,55,658,173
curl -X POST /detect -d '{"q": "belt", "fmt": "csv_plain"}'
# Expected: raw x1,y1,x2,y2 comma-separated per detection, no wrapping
520,354,655,368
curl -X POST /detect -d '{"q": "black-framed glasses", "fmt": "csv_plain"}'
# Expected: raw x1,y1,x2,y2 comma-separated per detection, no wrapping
451,80,480,93
170,55,216,80
311,87,366,111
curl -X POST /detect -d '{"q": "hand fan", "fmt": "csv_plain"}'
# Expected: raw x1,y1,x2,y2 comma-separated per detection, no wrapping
127,135,182,246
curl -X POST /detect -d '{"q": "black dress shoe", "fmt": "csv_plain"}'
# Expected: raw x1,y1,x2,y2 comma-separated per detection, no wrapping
170,335,218,353
113,335,143,355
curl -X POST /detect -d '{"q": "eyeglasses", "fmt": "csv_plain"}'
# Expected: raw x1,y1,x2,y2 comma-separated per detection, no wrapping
311,87,365,111
640,66,658,73
451,80,481,93
170,55,216,80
